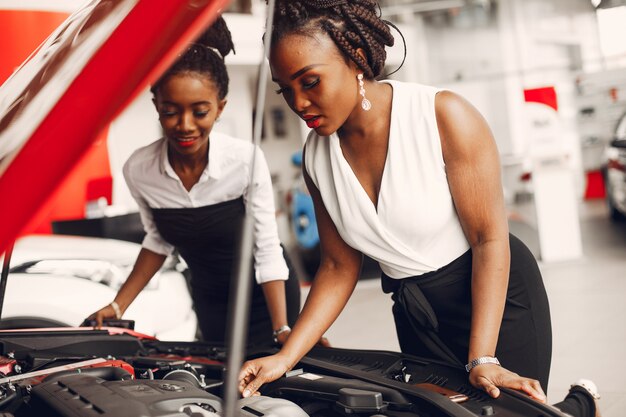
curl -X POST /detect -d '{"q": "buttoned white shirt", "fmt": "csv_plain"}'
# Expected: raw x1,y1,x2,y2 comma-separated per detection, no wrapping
123,132,289,284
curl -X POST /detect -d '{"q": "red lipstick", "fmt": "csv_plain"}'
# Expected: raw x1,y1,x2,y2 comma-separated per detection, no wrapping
177,137,198,147
303,116,321,129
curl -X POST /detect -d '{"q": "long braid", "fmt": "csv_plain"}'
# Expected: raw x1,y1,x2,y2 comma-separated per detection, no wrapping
151,16,235,99
270,0,395,79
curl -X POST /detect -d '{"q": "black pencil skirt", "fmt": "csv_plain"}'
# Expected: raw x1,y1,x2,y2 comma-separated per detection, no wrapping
382,234,552,389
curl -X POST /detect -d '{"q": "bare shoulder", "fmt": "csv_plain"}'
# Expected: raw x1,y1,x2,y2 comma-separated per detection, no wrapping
434,90,495,159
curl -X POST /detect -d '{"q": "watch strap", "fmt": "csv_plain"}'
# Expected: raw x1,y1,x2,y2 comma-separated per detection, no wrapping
465,356,500,372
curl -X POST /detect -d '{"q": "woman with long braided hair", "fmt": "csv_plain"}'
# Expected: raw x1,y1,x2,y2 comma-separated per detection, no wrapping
87,17,301,349
237,0,563,405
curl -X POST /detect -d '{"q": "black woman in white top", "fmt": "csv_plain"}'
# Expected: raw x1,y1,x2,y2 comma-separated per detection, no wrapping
238,2,600,416
87,17,300,349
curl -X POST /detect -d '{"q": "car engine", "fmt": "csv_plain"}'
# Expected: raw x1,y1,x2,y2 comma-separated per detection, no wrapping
0,328,568,417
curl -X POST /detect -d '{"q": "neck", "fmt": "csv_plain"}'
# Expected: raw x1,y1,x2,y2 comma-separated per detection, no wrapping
339,80,391,141
168,143,209,172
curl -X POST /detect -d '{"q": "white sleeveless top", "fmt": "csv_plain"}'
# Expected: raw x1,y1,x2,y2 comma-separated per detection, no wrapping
304,80,470,279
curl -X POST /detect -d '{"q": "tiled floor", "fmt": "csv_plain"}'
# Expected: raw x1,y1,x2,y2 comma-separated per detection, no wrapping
302,199,626,416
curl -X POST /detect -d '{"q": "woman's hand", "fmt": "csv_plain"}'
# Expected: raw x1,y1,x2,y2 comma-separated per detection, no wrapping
469,364,546,403
316,335,331,347
239,354,291,398
85,304,119,329
275,329,331,348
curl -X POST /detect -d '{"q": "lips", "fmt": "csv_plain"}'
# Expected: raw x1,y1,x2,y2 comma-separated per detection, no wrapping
176,136,198,147
302,116,321,129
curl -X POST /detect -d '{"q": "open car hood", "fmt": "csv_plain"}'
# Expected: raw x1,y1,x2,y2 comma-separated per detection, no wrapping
0,0,229,255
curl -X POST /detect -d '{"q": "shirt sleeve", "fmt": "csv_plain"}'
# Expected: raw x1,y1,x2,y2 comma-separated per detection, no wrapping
244,147,290,284
123,159,175,257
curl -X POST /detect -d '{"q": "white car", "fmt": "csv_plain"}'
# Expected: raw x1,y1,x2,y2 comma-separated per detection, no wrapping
0,234,197,341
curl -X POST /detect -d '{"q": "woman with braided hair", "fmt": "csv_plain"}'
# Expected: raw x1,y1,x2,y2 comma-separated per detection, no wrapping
86,16,301,349
236,0,565,405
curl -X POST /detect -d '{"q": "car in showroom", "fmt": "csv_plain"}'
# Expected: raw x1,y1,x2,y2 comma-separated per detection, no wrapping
0,1,578,416
0,234,197,341
605,111,626,221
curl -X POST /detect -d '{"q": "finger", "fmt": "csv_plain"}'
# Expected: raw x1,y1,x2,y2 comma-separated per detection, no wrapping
242,377,264,398
530,380,546,400
95,312,104,329
520,380,546,403
238,362,256,385
477,377,500,398
318,337,331,347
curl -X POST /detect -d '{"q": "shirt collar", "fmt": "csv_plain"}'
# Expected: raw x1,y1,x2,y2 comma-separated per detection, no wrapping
158,136,222,180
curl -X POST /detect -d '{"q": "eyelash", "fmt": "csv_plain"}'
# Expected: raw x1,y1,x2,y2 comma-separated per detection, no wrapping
275,78,320,95
160,111,209,118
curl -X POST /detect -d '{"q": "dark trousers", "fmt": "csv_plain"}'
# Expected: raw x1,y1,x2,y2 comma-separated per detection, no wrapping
553,388,597,417
192,262,301,349
382,234,552,389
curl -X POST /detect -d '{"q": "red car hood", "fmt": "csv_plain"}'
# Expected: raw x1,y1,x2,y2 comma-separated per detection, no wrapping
0,0,230,254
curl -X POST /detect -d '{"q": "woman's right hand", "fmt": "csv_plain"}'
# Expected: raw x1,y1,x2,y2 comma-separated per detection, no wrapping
239,354,292,398
85,304,118,329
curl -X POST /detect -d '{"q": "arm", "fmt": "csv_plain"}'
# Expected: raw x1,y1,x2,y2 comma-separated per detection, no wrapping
239,158,362,397
88,158,173,326
260,280,288,335
435,91,545,402
88,248,166,327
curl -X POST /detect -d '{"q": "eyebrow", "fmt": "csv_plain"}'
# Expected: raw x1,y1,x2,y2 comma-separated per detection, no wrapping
272,64,323,82
161,100,212,106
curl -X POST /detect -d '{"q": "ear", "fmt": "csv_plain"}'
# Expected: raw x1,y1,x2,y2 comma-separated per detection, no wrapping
355,47,367,65
216,98,227,118
352,47,370,75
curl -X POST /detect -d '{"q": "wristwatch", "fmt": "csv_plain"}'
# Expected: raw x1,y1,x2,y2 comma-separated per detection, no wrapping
272,325,291,343
465,356,500,372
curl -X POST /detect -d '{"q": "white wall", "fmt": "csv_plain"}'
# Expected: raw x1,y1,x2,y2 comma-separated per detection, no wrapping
408,0,603,200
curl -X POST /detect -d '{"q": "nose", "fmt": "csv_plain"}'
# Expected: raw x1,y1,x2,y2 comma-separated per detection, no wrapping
292,91,311,114
178,111,195,132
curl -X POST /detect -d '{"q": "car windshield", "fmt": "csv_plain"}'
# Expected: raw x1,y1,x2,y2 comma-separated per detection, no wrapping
0,0,137,171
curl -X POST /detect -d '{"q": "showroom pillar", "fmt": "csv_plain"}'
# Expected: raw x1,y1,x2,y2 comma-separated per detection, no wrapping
524,87,583,261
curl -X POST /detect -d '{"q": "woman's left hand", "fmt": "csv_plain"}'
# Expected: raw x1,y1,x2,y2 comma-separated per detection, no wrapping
469,364,546,403
275,329,290,345
275,330,330,347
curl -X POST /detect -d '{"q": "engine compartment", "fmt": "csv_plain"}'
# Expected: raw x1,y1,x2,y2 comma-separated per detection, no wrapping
0,328,567,417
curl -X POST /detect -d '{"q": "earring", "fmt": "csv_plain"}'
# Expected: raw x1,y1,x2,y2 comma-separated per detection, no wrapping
357,74,371,111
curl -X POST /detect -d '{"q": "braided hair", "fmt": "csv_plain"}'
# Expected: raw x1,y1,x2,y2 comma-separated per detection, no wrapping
269,0,394,79
151,16,235,99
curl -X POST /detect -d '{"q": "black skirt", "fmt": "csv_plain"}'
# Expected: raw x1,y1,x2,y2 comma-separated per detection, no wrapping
151,197,300,349
382,234,552,389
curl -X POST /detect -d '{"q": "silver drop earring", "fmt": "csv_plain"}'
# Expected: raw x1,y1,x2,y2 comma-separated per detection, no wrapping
357,73,371,111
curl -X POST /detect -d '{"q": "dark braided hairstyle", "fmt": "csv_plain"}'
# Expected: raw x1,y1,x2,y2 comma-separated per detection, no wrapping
151,16,235,99
269,0,394,79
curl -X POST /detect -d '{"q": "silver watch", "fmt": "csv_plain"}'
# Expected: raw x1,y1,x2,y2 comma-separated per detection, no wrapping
272,325,291,343
465,356,500,372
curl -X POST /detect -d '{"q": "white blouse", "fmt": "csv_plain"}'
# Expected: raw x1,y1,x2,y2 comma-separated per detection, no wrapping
123,132,289,284
304,80,469,279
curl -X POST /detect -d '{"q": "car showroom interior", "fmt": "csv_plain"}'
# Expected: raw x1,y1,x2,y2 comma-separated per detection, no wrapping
0,0,624,416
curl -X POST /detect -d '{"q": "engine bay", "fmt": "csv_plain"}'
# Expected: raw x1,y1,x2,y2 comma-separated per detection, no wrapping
0,328,568,417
